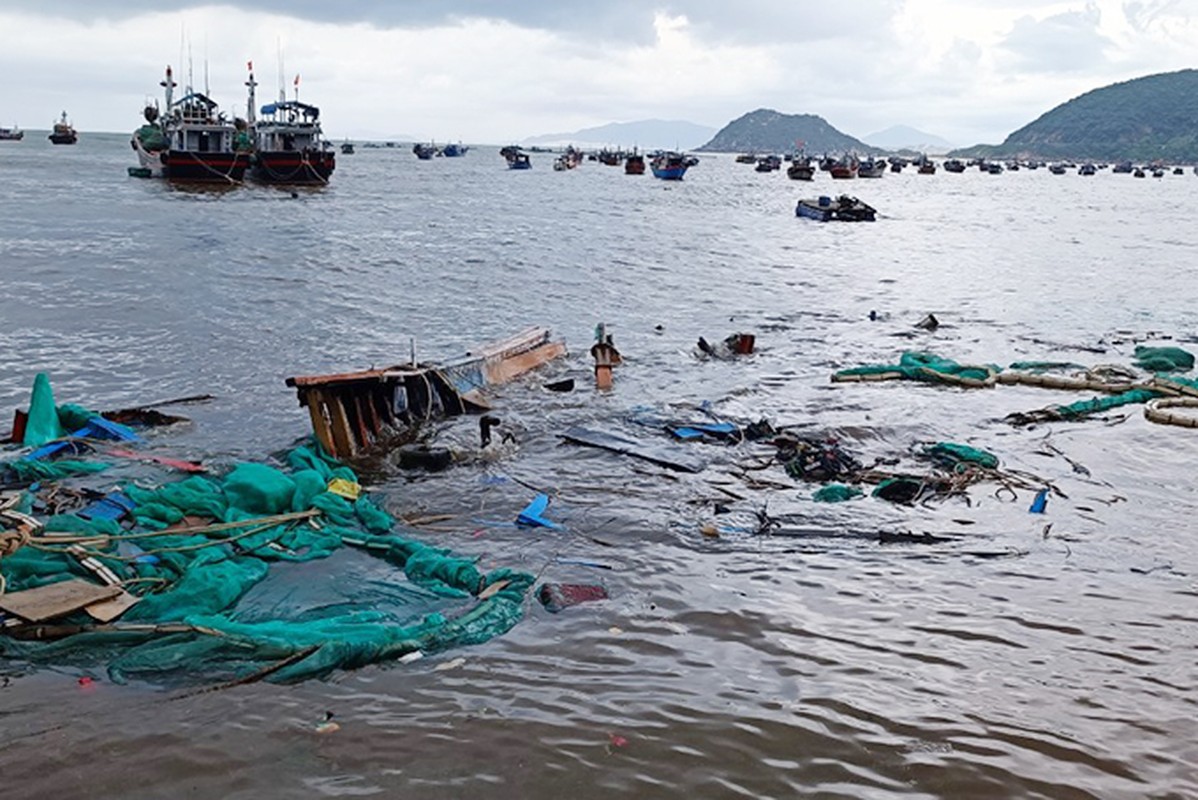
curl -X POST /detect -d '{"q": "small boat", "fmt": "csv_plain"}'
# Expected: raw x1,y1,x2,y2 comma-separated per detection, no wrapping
1112,161,1133,174
1172,167,1184,175
987,162,1004,174
786,157,815,181
796,194,876,222
1078,163,1096,176
916,156,936,174
412,142,438,159
1152,168,1165,178
829,154,858,179
507,151,531,170
624,152,645,175
857,158,886,178
560,146,583,169
755,154,782,172
943,159,966,173
48,111,77,145
650,151,689,180
0,124,24,141
1049,163,1067,175
1133,168,1146,178
735,153,757,164
441,142,468,157
553,155,569,171
598,149,621,166
340,140,354,154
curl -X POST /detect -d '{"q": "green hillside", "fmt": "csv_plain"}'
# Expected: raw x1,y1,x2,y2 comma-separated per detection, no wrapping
959,69,1198,162
697,108,871,154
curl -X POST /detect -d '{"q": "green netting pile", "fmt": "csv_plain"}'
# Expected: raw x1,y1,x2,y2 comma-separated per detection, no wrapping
834,352,1001,385
1051,388,1161,419
1133,345,1194,373
811,484,863,503
922,442,999,471
1,442,533,685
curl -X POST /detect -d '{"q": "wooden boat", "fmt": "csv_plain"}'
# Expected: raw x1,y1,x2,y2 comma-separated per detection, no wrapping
412,142,438,159
735,153,757,164
1078,163,1096,176
829,155,858,179
857,158,886,178
916,157,936,174
650,151,689,180
507,152,531,169
441,142,468,157
943,159,966,173
1049,163,1067,175
340,141,354,154
0,125,22,141
624,152,645,175
285,327,567,459
48,112,77,145
787,157,815,180
796,195,876,222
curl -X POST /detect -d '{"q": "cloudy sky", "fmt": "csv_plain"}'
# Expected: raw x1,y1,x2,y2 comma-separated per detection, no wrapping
0,1,1193,145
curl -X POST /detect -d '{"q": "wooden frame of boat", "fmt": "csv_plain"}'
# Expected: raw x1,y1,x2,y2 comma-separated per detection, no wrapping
285,327,567,458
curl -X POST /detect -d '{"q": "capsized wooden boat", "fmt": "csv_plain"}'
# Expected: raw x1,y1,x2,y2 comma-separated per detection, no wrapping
285,327,567,458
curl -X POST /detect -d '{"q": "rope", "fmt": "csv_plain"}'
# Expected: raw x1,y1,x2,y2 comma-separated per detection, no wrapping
183,150,245,185
1144,397,1198,428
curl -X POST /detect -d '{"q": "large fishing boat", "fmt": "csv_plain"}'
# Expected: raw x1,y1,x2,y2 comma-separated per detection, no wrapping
48,112,77,145
244,64,335,184
132,66,252,183
0,124,23,141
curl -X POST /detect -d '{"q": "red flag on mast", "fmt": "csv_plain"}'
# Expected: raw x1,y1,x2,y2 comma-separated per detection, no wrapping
294,74,301,87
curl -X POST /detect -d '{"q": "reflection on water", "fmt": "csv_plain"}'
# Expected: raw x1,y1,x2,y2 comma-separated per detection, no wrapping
1,136,1196,798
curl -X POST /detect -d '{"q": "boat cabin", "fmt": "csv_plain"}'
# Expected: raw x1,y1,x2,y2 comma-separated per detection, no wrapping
256,101,323,152
167,92,235,153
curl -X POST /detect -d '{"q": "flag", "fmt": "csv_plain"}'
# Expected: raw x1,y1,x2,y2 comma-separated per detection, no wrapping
247,60,253,72
294,73,301,87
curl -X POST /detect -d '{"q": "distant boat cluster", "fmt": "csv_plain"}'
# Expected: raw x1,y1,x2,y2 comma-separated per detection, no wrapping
734,151,1198,180
494,144,697,179
129,65,335,185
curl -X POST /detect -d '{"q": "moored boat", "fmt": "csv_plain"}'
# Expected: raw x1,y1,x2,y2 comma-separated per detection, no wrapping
48,111,77,145
650,151,689,180
795,194,876,222
1078,163,1096,176
916,155,936,174
134,66,252,183
1049,163,1067,175
624,151,645,175
0,124,24,141
340,141,354,154
755,154,782,172
247,64,335,184
413,142,438,159
829,154,859,179
787,156,815,180
501,147,531,169
943,158,966,173
857,158,886,178
441,142,468,157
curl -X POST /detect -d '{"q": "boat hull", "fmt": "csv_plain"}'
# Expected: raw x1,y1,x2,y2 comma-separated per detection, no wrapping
49,134,77,145
796,196,876,222
625,158,645,175
163,151,251,183
253,150,336,184
651,166,687,180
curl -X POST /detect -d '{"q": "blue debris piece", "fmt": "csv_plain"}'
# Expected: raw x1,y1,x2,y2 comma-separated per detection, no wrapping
1029,488,1049,514
79,491,136,522
668,421,738,441
23,417,139,462
516,493,562,529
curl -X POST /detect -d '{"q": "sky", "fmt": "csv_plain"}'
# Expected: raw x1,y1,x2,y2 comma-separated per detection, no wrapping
0,1,1193,145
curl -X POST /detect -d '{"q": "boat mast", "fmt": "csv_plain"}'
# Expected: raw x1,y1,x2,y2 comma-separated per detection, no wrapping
245,61,257,126
161,65,176,109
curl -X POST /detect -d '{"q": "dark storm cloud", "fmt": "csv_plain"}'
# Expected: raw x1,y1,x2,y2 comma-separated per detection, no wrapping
7,1,901,46
998,4,1113,73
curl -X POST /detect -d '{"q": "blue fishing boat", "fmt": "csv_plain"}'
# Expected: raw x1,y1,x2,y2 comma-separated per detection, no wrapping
441,142,468,157
650,151,689,180
508,152,531,169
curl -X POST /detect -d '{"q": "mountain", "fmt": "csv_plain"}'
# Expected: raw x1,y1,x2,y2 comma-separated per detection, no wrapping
954,69,1198,161
696,108,871,154
523,119,715,150
863,125,954,154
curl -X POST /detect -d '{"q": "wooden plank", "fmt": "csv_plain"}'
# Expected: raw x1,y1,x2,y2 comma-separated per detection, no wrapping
85,591,141,622
561,426,705,473
483,341,568,385
303,390,337,458
324,390,357,459
0,579,122,622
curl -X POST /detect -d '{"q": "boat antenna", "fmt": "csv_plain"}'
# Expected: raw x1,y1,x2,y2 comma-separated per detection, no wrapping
161,65,176,110
203,34,210,99
245,60,257,126
187,39,194,94
277,39,285,103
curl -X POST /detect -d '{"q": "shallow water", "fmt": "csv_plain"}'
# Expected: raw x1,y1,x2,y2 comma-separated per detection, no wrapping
1,136,1196,799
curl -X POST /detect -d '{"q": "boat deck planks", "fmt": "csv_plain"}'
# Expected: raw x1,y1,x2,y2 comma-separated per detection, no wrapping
0,579,123,623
